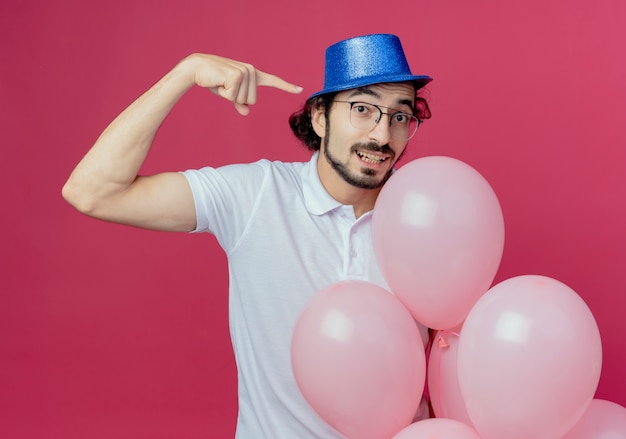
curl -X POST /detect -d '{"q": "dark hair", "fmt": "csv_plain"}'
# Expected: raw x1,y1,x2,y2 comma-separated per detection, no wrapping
288,86,432,151
288,93,337,151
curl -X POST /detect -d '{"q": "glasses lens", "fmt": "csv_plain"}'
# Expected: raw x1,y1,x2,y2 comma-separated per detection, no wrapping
348,102,377,130
389,113,418,140
347,102,419,140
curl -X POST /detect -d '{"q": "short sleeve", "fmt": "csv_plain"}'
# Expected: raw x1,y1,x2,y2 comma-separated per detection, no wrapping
182,160,269,252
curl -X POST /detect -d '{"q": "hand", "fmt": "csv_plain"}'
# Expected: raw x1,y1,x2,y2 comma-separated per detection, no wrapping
186,53,303,115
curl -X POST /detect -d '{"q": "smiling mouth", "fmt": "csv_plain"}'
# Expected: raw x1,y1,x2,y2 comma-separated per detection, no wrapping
356,150,389,164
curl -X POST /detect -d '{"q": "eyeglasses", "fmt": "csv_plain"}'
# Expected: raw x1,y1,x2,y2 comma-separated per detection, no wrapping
334,100,422,140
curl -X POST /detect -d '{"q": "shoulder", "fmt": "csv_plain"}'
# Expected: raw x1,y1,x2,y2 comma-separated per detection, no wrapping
199,158,307,177
228,158,309,185
182,158,311,198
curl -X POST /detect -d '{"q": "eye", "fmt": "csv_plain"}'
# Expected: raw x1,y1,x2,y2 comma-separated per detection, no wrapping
352,103,372,117
392,113,411,125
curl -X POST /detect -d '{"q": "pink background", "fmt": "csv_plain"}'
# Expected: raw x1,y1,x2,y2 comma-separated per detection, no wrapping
1,1,625,438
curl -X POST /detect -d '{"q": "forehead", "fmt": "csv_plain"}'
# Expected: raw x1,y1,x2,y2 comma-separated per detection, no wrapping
337,82,416,107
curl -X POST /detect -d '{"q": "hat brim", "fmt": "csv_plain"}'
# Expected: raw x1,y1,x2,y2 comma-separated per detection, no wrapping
308,74,433,100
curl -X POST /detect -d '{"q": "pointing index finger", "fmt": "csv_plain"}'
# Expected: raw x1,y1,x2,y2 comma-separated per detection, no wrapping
256,69,303,94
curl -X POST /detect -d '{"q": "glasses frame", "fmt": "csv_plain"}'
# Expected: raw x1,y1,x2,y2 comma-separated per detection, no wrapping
334,100,423,140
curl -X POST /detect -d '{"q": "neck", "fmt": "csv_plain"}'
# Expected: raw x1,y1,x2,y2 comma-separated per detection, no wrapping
316,155,381,219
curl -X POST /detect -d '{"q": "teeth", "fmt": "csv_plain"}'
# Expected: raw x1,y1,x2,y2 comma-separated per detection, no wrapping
357,151,387,164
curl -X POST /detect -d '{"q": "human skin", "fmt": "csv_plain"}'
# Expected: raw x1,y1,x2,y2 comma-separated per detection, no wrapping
311,82,415,218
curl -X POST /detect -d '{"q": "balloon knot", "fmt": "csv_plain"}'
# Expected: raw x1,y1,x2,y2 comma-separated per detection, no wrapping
437,330,460,349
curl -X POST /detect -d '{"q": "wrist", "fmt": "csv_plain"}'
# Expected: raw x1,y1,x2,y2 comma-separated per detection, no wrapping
170,54,203,90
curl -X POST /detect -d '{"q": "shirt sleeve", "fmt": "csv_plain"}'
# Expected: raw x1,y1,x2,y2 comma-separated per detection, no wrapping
182,160,269,253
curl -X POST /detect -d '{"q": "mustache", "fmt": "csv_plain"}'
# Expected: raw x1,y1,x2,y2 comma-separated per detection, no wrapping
351,142,394,155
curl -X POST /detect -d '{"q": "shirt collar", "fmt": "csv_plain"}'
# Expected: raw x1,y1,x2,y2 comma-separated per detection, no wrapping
302,152,343,216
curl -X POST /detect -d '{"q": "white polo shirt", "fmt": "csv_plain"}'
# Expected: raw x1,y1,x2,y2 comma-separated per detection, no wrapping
183,153,429,439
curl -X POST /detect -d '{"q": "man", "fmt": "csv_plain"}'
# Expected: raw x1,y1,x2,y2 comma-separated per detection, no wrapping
63,33,432,438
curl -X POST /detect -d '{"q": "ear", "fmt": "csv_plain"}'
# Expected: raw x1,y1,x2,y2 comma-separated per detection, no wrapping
311,105,327,139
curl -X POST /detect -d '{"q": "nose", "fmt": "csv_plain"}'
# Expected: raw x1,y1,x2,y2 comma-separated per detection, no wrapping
367,114,393,145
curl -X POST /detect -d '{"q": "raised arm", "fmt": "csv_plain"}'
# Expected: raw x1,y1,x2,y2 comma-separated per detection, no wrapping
62,54,303,232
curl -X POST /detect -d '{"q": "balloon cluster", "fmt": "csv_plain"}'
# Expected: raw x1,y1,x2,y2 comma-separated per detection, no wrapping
291,156,626,438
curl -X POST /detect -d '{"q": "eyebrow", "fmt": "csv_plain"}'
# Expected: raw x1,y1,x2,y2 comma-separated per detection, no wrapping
346,86,415,112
